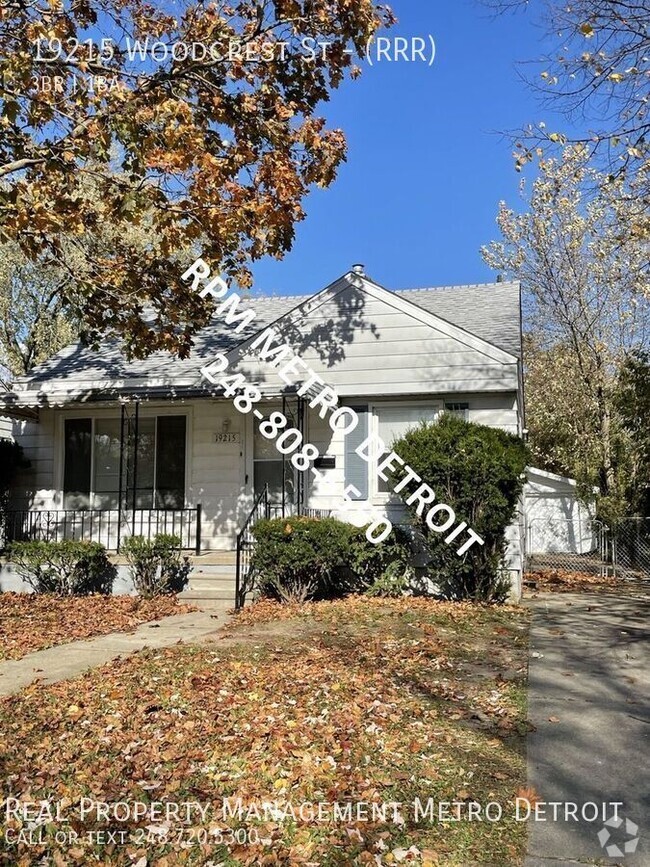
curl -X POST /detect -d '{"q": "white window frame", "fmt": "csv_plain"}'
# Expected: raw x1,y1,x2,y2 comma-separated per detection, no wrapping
369,400,443,504
56,407,191,510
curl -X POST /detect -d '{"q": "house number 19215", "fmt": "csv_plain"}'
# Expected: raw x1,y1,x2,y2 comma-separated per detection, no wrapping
214,432,240,444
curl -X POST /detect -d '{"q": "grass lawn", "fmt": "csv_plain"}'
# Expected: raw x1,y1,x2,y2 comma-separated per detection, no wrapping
1,597,530,866
0,593,196,661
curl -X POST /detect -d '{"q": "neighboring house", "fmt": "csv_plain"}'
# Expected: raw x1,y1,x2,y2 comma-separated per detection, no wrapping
524,467,598,556
0,267,525,599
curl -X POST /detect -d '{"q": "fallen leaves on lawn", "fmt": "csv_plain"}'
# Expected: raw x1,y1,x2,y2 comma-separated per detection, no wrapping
0,593,197,661
1,597,530,866
226,595,523,631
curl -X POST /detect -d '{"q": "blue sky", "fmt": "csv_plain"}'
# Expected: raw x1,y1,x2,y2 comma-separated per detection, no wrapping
250,0,565,298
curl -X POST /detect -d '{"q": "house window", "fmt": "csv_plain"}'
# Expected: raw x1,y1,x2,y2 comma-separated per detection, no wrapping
155,416,187,508
63,419,92,509
92,418,124,509
444,402,470,421
374,404,440,494
63,415,186,509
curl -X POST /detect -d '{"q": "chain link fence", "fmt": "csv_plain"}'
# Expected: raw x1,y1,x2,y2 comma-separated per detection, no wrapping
525,516,650,580
526,517,610,577
609,518,650,580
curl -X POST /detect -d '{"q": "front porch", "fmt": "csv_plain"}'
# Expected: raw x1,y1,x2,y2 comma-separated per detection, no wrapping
1,383,339,549
0,502,332,605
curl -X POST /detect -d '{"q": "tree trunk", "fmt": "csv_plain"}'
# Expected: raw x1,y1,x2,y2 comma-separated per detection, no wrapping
597,385,616,497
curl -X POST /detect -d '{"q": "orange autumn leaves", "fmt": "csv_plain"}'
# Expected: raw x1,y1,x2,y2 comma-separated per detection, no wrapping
0,593,196,661
0,0,394,358
2,597,530,865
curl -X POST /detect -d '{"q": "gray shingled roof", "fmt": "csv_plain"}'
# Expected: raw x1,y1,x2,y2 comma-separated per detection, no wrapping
394,281,522,359
5,278,521,405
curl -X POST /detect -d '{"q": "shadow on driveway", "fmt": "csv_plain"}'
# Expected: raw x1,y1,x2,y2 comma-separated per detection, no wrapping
525,587,650,866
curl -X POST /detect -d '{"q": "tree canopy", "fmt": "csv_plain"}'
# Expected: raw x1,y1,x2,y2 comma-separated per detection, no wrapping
486,0,650,183
0,0,393,357
616,349,650,514
483,145,650,519
0,241,76,382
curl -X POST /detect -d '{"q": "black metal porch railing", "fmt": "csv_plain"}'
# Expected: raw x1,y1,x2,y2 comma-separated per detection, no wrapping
265,505,333,521
0,506,202,554
235,485,271,610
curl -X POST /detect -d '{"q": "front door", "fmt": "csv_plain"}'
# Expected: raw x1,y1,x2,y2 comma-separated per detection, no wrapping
252,397,305,517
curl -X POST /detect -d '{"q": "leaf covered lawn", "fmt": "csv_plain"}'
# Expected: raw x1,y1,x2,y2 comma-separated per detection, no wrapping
0,593,197,661
1,597,530,866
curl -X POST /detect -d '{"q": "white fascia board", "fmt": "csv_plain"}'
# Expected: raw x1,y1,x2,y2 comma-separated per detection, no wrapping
526,466,578,488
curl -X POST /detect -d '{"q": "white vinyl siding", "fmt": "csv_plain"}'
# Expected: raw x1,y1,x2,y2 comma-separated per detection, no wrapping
0,416,13,440
236,283,519,398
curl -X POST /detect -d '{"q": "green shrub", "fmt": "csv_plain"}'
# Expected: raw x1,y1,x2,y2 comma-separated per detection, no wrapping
121,534,191,597
8,540,115,595
365,560,415,598
251,516,411,603
390,414,528,603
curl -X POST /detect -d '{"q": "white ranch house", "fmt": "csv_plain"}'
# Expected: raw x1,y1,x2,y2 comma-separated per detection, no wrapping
0,268,525,602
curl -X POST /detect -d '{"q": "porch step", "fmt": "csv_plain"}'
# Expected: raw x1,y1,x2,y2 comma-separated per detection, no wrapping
189,551,237,566
181,572,236,603
185,577,234,590
191,564,236,577
179,551,238,602
182,591,235,603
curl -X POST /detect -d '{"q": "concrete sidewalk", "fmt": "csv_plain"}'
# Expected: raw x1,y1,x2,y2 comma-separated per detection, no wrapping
525,588,650,866
0,603,232,697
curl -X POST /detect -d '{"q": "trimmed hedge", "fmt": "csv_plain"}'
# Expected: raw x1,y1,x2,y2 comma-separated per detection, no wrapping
121,534,191,598
251,516,410,603
390,414,529,602
8,540,116,595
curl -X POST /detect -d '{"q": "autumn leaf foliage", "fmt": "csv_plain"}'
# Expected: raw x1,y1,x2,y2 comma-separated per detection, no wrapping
0,0,394,357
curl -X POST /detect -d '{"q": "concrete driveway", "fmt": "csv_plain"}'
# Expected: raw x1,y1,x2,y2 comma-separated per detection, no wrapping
525,587,650,866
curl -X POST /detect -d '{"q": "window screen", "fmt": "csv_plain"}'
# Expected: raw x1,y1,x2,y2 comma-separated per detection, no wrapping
444,402,470,421
93,418,122,508
376,405,439,493
129,417,156,508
